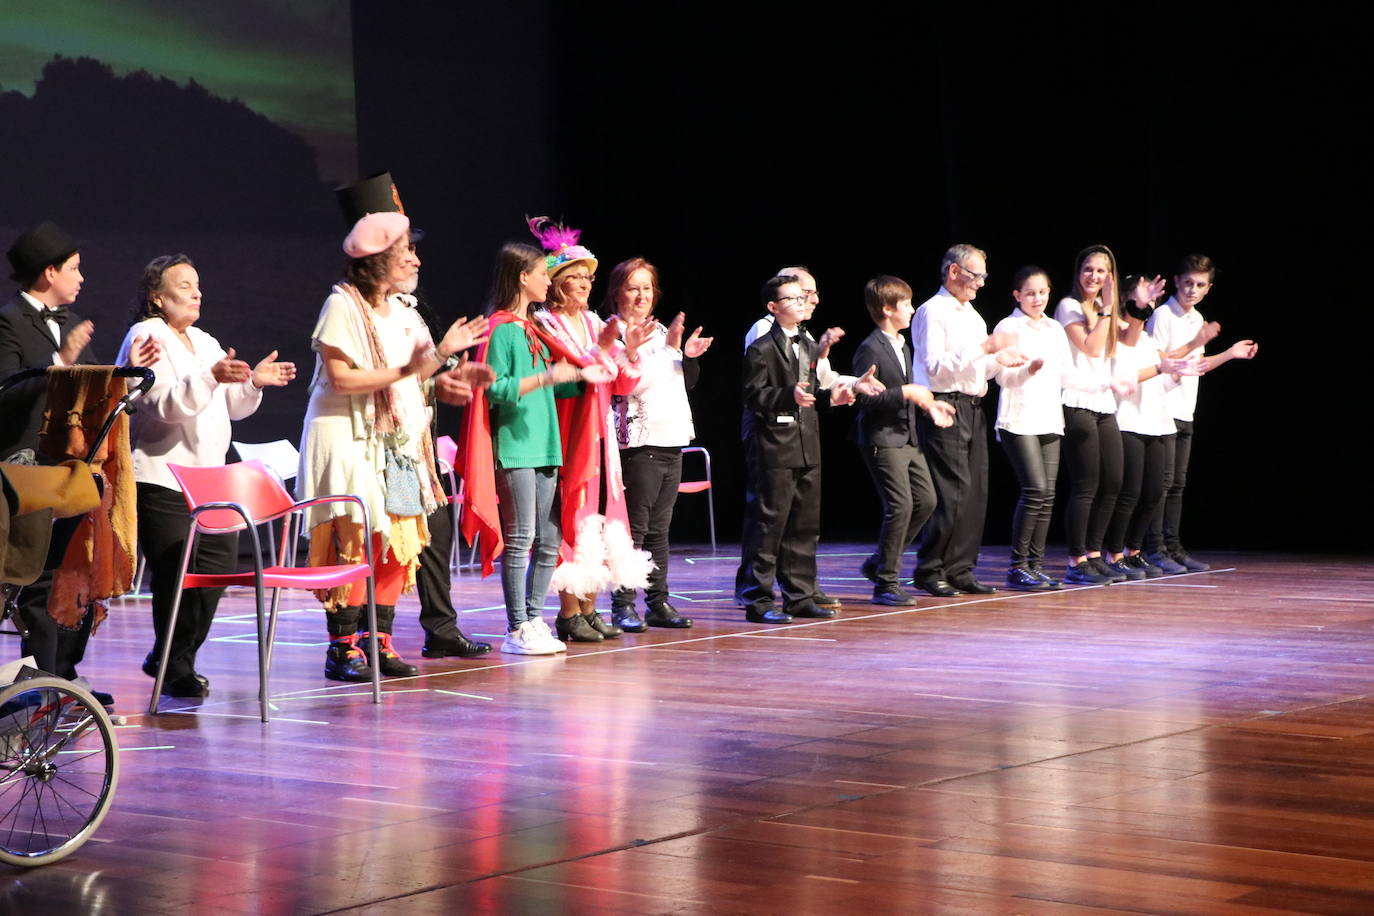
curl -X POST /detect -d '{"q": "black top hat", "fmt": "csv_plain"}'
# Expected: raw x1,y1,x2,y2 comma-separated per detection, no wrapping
335,171,425,242
7,220,84,283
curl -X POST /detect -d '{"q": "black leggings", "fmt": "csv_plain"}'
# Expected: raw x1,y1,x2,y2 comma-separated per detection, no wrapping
1062,407,1122,557
1104,432,1172,555
999,431,1061,566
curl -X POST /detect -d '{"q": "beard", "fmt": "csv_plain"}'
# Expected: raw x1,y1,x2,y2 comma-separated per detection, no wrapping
394,272,420,296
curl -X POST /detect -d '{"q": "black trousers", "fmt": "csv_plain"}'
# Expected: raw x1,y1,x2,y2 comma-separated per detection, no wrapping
138,482,238,681
1104,432,1172,555
415,467,460,640
914,392,987,584
613,446,682,610
860,443,936,588
17,512,94,678
1148,419,1193,553
1062,407,1123,557
999,431,1062,566
735,460,821,611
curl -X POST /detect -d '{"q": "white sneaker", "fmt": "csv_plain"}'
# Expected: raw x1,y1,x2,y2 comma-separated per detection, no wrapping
501,621,558,656
529,617,567,653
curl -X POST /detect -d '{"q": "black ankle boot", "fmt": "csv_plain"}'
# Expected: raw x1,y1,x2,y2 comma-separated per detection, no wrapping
582,611,622,639
645,601,693,628
555,614,604,642
358,631,420,677
325,634,374,682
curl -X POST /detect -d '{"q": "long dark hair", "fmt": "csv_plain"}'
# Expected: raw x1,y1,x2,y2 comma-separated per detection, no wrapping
485,242,546,316
131,253,194,325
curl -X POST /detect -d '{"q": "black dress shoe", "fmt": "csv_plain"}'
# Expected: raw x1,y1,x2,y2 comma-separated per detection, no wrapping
914,579,964,597
788,601,837,618
612,607,646,633
950,577,997,595
645,602,693,628
813,591,842,608
422,633,494,658
873,586,918,606
161,674,209,698
745,606,792,624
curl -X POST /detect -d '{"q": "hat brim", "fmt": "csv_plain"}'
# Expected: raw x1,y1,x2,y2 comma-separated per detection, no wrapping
550,256,597,278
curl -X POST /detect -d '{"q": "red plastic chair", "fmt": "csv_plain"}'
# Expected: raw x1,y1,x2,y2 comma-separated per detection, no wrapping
147,460,380,722
678,446,716,552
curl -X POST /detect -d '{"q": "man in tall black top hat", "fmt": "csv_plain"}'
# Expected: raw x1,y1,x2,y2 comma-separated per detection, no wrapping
334,172,494,659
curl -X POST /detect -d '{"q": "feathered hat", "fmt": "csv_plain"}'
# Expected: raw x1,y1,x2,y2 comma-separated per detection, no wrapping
527,215,597,279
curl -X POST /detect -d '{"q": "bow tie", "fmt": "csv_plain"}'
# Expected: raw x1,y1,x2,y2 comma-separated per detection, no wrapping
41,306,69,326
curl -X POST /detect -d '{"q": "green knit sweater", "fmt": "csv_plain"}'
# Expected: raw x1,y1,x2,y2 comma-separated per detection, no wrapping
486,319,581,469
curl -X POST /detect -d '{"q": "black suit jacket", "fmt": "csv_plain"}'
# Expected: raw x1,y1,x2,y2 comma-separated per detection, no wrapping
741,321,825,469
0,295,98,459
852,327,918,448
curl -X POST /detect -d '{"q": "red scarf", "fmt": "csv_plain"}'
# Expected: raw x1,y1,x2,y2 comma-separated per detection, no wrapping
455,310,600,577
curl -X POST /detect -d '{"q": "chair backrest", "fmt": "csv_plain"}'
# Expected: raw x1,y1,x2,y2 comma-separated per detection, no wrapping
169,461,297,533
435,435,458,470
232,439,301,484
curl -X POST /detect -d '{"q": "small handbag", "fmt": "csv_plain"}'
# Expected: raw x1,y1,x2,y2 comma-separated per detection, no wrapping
382,435,424,517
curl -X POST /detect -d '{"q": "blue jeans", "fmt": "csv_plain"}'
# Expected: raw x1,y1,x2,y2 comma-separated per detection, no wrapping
495,466,561,630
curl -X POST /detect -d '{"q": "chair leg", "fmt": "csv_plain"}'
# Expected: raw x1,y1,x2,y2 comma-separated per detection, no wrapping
364,575,380,705
149,527,197,716
256,585,270,724
706,486,717,553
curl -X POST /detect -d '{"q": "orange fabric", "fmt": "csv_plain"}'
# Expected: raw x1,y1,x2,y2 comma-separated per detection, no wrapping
308,514,423,610
39,368,136,627
344,532,407,606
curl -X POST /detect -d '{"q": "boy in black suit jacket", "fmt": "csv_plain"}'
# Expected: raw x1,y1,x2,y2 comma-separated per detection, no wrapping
734,274,861,624
851,276,955,605
0,220,157,703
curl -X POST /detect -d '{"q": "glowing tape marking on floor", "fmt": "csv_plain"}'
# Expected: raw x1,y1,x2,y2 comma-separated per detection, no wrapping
118,745,176,751
433,689,493,700
166,710,330,725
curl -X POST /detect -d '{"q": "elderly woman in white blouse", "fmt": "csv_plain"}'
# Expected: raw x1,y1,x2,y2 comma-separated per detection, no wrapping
602,257,713,632
118,254,295,698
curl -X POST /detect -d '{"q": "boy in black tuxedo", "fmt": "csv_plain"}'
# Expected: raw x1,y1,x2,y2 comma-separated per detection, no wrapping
734,274,860,624
851,276,955,606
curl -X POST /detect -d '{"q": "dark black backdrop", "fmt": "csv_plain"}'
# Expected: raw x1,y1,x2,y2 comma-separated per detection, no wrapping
356,1,1367,553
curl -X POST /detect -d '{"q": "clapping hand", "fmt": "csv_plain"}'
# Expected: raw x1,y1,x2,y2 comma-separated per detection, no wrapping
251,350,297,388
124,334,163,369
212,347,252,383
438,315,490,357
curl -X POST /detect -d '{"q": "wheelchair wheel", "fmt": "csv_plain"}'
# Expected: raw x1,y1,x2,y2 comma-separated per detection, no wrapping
0,676,119,867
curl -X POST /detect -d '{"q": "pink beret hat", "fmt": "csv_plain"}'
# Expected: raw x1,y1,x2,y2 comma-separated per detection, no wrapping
343,212,410,258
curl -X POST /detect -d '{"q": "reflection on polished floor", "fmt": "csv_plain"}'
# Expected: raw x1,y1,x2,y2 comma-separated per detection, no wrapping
5,545,1374,914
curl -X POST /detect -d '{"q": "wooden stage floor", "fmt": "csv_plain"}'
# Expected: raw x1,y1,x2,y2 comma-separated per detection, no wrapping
5,544,1374,914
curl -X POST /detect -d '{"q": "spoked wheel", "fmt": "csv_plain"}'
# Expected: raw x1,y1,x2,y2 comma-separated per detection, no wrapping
0,676,119,866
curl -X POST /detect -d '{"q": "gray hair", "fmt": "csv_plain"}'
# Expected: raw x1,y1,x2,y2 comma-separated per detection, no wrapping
940,244,986,281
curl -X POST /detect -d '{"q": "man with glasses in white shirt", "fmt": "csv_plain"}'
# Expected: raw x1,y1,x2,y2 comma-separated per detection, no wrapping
909,244,1023,597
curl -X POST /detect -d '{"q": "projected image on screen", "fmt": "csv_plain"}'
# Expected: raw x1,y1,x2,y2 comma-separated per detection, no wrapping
0,1,361,446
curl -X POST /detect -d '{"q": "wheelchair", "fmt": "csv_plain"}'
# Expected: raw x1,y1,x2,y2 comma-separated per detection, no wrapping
0,365,151,866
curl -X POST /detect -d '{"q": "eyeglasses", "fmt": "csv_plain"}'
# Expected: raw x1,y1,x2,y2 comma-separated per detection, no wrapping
957,264,988,282
801,289,819,301
563,274,595,284
775,295,808,306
